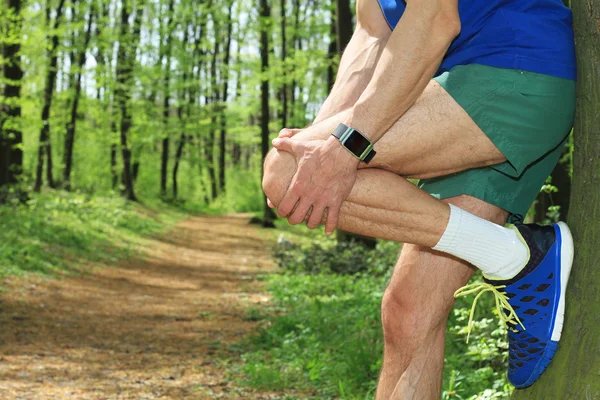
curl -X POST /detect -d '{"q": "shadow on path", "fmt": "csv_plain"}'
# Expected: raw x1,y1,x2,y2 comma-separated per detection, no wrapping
0,215,278,399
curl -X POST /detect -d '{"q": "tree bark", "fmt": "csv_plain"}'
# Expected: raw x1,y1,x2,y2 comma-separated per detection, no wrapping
0,0,24,190
289,0,301,124
511,0,600,397
279,0,288,128
114,0,145,201
34,0,67,192
206,4,219,201
260,0,276,228
218,0,234,195
327,5,337,92
160,0,175,197
63,6,94,190
335,0,352,54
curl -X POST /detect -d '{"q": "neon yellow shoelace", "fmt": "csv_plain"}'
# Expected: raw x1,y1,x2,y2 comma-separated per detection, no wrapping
454,282,526,343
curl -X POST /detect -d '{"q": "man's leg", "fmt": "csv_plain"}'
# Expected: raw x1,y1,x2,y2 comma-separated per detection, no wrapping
278,79,506,179
377,195,508,400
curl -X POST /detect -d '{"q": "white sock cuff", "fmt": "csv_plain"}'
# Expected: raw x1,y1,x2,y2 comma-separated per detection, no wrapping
433,203,463,251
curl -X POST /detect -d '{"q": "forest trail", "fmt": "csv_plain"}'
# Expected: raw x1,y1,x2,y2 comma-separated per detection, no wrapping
0,215,279,399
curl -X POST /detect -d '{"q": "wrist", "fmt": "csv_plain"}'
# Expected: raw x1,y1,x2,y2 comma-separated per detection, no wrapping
326,135,361,167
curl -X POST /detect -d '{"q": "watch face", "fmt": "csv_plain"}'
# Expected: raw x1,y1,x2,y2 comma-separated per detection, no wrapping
344,131,371,156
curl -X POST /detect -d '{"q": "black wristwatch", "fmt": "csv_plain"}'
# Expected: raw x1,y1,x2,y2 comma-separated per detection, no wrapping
332,123,376,164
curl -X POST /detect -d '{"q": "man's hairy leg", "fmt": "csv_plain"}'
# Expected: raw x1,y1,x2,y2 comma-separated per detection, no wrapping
377,195,508,400
263,149,449,246
281,79,505,179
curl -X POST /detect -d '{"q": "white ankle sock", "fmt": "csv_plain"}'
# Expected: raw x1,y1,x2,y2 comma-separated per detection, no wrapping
433,204,529,279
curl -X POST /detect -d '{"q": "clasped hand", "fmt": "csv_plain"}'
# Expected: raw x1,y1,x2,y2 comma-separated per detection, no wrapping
269,129,360,235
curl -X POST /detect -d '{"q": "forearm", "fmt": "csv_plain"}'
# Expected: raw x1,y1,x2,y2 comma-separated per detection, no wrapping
345,1,460,142
313,26,389,124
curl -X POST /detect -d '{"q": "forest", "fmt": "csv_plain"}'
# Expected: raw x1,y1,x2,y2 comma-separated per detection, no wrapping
0,0,599,398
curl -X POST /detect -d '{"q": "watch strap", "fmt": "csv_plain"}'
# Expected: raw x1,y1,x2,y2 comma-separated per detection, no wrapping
332,123,377,163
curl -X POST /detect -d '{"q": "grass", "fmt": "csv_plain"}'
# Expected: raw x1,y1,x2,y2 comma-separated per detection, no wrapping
230,233,514,400
0,190,186,279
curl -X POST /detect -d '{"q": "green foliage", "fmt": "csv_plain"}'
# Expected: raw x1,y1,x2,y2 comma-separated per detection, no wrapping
274,236,400,276
236,236,513,399
0,190,183,278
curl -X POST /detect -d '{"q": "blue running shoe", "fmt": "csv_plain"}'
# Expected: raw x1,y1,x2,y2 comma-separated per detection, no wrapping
454,222,574,389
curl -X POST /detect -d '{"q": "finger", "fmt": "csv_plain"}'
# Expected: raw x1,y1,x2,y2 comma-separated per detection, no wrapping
276,190,300,218
287,198,314,225
278,128,302,138
271,137,297,153
324,204,340,236
306,203,326,229
267,198,275,209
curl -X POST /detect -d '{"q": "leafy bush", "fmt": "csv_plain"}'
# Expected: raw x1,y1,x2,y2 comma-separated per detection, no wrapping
273,236,401,276
238,236,513,399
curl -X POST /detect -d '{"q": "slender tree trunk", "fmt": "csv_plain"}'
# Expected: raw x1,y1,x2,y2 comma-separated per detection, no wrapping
218,1,233,194
511,0,600,397
63,7,94,190
172,16,195,200
34,0,67,192
327,3,337,91
0,0,24,190
160,0,175,197
206,6,219,201
289,0,301,123
114,0,145,201
260,0,276,227
172,128,186,199
335,0,352,54
280,0,288,128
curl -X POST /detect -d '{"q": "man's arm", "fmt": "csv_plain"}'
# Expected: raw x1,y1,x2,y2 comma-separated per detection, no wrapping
343,0,460,142
312,0,391,124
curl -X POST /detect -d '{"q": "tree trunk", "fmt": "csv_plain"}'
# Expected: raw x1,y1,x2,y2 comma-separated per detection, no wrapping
260,0,276,228
206,6,220,201
279,0,288,129
160,0,175,197
218,1,233,195
63,6,94,190
511,0,600,397
172,15,194,200
114,0,145,201
0,0,24,190
327,2,337,91
34,0,67,192
172,128,186,199
335,0,352,54
289,0,301,124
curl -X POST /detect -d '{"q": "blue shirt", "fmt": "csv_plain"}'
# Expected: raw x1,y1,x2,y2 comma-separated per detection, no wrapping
377,0,577,80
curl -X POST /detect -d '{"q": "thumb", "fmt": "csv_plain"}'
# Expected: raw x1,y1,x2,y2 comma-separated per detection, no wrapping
278,128,302,138
272,137,296,153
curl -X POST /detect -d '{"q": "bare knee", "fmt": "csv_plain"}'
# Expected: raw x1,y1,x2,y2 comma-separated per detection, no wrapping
262,148,297,207
381,251,458,348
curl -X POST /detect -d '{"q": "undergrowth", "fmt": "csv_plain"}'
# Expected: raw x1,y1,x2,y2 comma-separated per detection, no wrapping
0,190,184,278
235,236,513,399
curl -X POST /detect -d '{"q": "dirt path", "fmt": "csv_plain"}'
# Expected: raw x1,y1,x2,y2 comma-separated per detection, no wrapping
0,215,279,399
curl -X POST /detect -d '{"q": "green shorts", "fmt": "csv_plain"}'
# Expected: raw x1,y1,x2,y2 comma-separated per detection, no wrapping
419,64,576,223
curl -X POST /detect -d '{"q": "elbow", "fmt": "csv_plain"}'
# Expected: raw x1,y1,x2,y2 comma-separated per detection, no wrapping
438,12,461,39
408,0,461,39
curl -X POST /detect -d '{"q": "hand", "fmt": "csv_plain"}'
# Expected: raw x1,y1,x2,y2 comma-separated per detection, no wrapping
266,128,304,209
271,136,360,235
277,128,303,139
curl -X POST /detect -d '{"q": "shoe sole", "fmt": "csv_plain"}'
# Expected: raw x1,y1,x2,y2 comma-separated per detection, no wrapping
551,221,574,342
514,222,574,389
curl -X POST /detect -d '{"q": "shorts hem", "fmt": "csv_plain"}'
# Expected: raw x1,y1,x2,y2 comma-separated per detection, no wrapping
424,183,528,222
